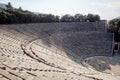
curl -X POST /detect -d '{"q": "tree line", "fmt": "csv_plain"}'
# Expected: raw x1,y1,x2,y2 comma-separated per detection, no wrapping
0,2,101,24
108,18,120,42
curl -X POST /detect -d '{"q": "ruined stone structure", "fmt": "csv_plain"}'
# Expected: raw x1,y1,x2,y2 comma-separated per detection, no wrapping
0,22,116,80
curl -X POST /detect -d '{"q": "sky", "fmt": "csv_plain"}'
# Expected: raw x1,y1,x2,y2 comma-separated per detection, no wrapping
0,0,120,20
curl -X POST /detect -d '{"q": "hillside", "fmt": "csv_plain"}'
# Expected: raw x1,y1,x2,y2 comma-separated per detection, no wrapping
0,22,120,80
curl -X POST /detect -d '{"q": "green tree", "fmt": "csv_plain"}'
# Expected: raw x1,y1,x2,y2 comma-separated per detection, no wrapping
74,14,86,22
60,14,74,22
87,14,94,22
6,2,13,9
54,16,60,22
94,15,100,21
18,7,23,11
87,14,100,22
108,19,120,42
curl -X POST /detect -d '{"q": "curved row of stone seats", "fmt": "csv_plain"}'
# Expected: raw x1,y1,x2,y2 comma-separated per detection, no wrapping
0,21,107,44
0,39,21,48
0,62,65,80
1,25,39,38
32,42,83,71
29,44,98,80
0,28,36,43
3,24,86,71
33,40,72,59
0,44,63,74
0,22,114,80
31,41,92,74
32,40,81,64
39,31,113,59
0,22,106,38
0,42,31,62
2,24,34,35
0,24,112,63
0,27,66,72
29,30,113,74
31,43,76,65
0,49,92,80
0,62,94,80
0,34,21,45
0,43,23,56
0,32,24,56
17,22,105,32
34,38,81,61
0,32,66,74
0,34,36,70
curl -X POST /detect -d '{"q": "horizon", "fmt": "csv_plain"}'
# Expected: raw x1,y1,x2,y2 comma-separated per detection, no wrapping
0,0,120,20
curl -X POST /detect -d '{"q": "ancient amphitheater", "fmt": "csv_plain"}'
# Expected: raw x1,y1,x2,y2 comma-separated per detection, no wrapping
0,22,120,80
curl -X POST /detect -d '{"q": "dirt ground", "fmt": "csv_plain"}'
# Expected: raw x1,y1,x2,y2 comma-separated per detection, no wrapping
83,52,120,76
